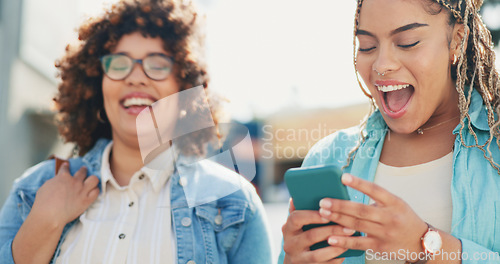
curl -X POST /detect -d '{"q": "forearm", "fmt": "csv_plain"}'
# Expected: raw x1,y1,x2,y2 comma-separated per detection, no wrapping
12,210,65,264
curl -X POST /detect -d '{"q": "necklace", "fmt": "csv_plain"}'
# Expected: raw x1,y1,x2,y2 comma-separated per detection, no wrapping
416,116,460,135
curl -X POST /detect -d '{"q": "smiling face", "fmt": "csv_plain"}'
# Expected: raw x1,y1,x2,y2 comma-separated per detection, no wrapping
102,31,180,147
356,0,461,134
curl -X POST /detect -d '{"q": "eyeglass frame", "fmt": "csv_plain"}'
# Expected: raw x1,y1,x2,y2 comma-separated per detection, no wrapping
99,53,175,81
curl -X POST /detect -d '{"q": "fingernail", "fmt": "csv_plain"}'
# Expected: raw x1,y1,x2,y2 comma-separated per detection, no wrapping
319,208,331,216
321,217,330,223
342,173,353,184
328,237,338,245
343,227,355,234
319,199,332,208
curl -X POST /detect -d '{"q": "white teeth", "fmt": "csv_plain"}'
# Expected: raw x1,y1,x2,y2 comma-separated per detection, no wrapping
377,84,410,92
123,97,155,107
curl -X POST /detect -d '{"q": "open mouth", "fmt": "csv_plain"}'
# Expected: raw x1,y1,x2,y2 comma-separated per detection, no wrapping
377,84,415,117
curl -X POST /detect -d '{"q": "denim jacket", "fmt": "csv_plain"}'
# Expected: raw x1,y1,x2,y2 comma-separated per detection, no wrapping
279,89,500,263
0,139,272,264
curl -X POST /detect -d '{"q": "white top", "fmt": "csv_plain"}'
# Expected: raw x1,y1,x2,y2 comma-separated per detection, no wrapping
365,152,453,264
56,142,176,264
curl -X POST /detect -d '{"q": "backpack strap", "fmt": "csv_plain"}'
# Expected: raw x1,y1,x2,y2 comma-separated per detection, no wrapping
48,155,68,175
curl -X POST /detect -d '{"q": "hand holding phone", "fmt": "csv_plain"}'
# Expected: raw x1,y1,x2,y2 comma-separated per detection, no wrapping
284,165,364,258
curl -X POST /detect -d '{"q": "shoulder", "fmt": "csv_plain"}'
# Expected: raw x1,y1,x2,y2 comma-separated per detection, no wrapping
13,156,86,192
302,125,362,168
207,166,264,226
226,173,262,214
13,159,56,191
177,158,263,214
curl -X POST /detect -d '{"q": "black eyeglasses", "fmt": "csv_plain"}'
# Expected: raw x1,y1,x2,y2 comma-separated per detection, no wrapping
100,53,174,81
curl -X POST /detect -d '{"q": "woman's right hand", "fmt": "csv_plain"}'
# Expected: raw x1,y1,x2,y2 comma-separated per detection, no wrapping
282,199,352,264
12,162,100,264
31,162,100,227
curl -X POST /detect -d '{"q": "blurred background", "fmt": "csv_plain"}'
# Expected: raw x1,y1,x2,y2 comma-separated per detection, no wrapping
0,0,499,261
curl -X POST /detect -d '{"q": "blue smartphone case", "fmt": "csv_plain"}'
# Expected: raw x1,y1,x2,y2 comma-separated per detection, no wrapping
284,165,364,258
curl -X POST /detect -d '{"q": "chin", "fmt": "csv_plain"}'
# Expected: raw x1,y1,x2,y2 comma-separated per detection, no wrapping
384,119,418,135
112,125,140,141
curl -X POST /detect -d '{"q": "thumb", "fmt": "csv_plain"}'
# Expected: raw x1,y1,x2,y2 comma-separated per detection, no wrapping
288,198,296,213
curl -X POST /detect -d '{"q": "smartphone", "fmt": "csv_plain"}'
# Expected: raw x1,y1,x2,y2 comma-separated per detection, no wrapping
284,165,364,258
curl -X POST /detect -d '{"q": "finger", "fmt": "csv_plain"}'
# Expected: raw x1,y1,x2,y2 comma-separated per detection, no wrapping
284,224,349,255
284,210,330,233
326,258,345,264
87,187,100,201
327,235,376,251
299,246,348,263
56,162,70,178
73,166,88,182
284,218,333,256
341,174,395,205
289,198,296,213
321,211,384,236
83,175,100,191
298,224,357,248
319,198,384,224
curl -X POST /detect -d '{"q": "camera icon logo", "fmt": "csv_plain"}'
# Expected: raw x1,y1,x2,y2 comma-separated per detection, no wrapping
136,86,256,207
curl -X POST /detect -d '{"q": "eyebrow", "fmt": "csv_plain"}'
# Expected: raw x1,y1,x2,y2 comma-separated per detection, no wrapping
356,23,429,37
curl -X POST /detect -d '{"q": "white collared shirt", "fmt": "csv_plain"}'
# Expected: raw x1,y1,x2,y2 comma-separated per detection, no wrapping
56,141,176,264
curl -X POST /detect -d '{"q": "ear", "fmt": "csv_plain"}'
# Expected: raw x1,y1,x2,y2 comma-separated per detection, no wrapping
450,23,467,59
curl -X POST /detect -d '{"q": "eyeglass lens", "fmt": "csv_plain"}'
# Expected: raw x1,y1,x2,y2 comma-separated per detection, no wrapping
101,54,173,81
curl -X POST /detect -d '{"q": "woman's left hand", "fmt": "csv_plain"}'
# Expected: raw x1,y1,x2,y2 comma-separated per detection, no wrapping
318,173,428,260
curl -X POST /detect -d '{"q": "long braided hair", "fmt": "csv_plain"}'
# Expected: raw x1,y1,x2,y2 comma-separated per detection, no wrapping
345,0,500,173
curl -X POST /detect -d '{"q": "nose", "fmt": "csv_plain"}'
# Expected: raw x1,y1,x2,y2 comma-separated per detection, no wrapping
372,45,400,76
125,62,148,86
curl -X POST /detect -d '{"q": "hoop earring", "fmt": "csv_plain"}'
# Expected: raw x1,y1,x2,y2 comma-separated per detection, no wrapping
97,109,107,123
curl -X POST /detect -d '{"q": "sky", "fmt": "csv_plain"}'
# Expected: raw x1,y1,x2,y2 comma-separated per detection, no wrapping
200,0,365,121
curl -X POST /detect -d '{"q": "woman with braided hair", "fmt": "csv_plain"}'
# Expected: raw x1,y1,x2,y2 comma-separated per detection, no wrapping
279,0,500,263
0,0,272,263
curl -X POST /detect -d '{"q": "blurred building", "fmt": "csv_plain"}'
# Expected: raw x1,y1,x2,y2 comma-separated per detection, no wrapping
0,0,73,205
257,103,371,202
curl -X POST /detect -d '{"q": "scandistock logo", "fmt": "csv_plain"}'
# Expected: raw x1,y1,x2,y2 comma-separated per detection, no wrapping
136,86,256,207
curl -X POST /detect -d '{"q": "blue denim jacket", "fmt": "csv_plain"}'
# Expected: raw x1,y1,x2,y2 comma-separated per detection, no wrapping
0,139,272,264
279,89,500,263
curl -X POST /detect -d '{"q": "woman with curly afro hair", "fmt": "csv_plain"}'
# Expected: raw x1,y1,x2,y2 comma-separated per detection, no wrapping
0,0,272,263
